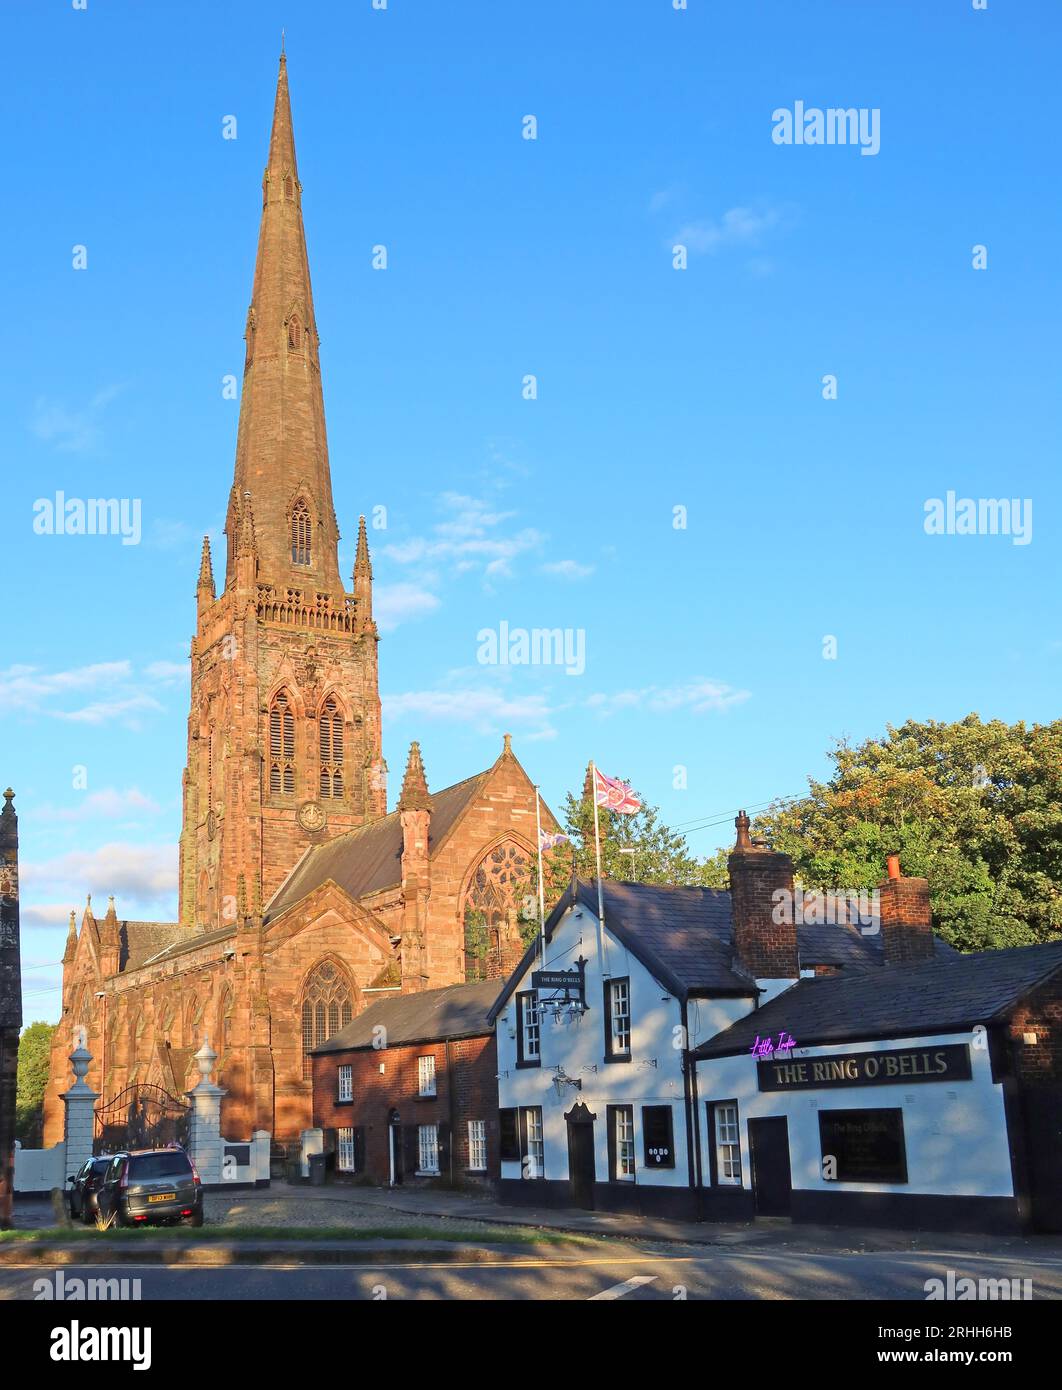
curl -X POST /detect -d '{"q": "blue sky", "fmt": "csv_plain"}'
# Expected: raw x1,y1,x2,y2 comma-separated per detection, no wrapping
4,1,1059,1023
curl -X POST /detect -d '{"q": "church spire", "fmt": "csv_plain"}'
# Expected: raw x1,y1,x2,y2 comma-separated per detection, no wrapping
398,741,432,812
197,536,215,596
227,50,342,593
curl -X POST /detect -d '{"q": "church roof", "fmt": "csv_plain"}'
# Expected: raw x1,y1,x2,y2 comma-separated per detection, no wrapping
311,978,499,1053
262,768,493,924
118,921,196,972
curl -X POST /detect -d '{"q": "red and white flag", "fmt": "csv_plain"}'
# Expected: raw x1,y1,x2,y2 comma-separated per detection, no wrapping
593,768,641,815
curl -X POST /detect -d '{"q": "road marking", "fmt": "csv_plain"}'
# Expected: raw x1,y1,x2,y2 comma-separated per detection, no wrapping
588,1275,658,1300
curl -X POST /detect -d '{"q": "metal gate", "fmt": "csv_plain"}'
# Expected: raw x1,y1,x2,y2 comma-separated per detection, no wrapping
94,1085,189,1154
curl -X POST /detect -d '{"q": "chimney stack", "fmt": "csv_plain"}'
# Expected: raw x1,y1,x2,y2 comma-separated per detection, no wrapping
728,810,798,980
879,855,934,965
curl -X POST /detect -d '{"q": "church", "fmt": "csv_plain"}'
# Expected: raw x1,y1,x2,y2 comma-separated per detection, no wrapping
42,54,554,1147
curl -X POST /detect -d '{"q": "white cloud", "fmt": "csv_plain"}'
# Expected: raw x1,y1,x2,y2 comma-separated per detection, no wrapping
382,492,543,581
674,205,781,255
21,903,77,928
541,560,594,580
33,787,161,824
384,686,557,739
52,694,165,726
375,583,442,633
587,678,751,716
0,658,181,727
22,841,178,910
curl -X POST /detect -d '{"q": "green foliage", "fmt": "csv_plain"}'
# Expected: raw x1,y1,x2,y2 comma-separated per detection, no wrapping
16,1020,56,1145
756,715,1062,951
561,785,716,886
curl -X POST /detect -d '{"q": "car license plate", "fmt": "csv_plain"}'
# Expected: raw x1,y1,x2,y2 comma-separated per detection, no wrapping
148,1193,176,1203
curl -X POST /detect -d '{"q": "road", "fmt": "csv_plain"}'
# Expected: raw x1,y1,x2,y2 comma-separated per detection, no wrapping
3,1247,1062,1300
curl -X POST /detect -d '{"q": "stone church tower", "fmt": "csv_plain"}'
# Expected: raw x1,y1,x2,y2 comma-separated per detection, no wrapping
178,52,386,930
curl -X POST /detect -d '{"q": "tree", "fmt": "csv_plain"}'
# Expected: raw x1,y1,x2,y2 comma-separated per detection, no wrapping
16,1020,56,1146
561,782,714,886
755,715,1062,951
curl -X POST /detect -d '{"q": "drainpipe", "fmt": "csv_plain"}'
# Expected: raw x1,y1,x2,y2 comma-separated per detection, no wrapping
446,1039,456,1185
681,999,698,1204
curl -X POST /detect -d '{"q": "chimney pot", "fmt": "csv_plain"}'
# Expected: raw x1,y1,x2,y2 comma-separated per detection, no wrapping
886,853,901,881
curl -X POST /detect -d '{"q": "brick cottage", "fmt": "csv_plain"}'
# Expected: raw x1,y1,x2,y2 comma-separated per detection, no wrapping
311,979,500,1185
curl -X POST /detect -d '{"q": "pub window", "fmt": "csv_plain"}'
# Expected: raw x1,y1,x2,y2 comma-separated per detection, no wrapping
337,1065,353,1103
418,1054,437,1098
642,1104,675,1169
417,1123,440,1175
818,1108,908,1185
468,1119,487,1172
604,977,631,1061
498,1108,520,1163
712,1101,742,1185
516,990,540,1067
608,1104,636,1182
521,1107,544,1179
337,1127,355,1172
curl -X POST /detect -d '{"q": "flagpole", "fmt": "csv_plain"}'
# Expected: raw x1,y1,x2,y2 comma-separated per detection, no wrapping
590,760,607,975
534,786,546,971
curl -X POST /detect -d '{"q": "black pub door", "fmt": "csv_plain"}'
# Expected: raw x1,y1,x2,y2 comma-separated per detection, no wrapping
748,1116,793,1217
566,1102,597,1210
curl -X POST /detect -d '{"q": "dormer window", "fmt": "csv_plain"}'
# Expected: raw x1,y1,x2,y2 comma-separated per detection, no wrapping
291,499,311,565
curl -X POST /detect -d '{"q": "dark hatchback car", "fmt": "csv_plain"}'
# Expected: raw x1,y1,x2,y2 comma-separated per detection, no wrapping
98,1147,204,1227
67,1156,116,1224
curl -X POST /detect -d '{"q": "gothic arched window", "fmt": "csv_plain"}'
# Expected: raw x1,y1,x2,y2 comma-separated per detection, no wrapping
319,697,344,798
463,841,531,981
291,499,311,565
288,314,301,351
269,690,296,796
300,960,354,1078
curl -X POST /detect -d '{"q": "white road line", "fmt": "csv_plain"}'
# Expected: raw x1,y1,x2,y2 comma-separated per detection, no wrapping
588,1275,658,1300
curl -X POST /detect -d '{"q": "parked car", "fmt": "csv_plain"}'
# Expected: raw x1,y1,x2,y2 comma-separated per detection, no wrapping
67,1156,117,1224
97,1146,204,1227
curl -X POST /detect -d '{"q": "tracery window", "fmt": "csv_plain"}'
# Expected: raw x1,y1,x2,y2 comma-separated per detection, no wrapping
288,314,301,351
319,697,344,798
269,691,296,796
300,960,354,1079
463,842,530,982
291,498,310,564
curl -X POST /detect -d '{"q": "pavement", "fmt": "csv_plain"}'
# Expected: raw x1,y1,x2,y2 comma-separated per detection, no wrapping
10,1181,1062,1262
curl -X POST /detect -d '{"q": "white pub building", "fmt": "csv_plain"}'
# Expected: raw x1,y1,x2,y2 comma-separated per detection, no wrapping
490,815,1062,1233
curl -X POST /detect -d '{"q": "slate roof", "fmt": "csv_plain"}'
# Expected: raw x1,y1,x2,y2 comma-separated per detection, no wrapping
133,924,236,968
797,920,958,969
693,939,1062,1058
119,921,196,972
489,879,760,1022
263,769,493,925
311,978,500,1053
487,877,962,1023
